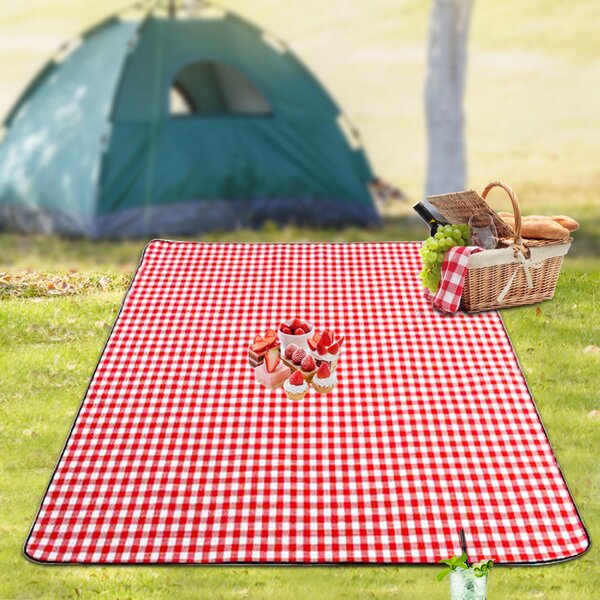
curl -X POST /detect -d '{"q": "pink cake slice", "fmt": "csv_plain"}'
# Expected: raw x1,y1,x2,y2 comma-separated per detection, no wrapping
254,361,291,389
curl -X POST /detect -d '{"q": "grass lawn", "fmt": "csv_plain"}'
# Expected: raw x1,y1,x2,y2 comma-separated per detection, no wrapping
1,231,599,599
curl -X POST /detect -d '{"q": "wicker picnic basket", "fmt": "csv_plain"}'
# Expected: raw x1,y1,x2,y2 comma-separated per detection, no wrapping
427,181,572,312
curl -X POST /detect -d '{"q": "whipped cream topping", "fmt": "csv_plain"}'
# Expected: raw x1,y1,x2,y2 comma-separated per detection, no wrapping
284,379,308,393
312,374,337,388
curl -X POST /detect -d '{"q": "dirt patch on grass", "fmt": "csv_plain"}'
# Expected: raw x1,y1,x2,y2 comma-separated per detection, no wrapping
0,271,130,299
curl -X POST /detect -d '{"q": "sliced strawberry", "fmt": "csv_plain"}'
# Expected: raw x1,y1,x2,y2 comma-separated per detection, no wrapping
284,344,298,360
292,347,306,365
317,362,331,378
281,326,291,335
289,370,304,386
300,322,311,333
301,355,316,371
279,322,287,332
253,335,263,343
307,338,318,351
320,331,332,347
264,328,276,341
293,327,305,335
265,347,280,373
290,318,301,331
313,330,322,343
251,340,269,353
316,342,327,355
327,342,339,355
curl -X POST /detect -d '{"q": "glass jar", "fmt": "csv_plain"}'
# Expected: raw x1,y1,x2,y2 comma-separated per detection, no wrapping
449,567,488,600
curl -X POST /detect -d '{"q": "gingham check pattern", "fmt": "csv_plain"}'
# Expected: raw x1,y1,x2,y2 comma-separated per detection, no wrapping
26,241,588,564
428,246,483,313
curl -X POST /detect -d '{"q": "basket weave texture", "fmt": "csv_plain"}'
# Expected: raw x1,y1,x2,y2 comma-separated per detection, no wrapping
427,181,571,312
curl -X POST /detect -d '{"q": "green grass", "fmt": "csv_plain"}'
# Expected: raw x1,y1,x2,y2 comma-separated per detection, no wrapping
1,235,599,599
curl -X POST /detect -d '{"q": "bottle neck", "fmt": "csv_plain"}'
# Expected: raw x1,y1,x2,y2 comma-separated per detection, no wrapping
413,201,446,235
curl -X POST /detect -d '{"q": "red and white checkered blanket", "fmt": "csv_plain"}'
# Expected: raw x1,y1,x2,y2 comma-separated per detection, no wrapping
26,241,588,565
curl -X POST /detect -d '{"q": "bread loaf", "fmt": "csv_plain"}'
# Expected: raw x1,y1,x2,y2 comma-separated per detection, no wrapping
528,215,579,231
498,214,570,240
521,219,570,240
551,215,580,232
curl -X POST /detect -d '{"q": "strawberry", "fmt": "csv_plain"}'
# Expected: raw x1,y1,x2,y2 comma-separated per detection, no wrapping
293,327,305,335
317,362,331,378
279,322,287,332
320,331,332,347
253,335,263,343
289,370,304,386
264,328,276,341
284,344,298,359
251,340,269,353
300,322,311,333
327,342,339,355
265,347,280,373
282,326,292,335
316,342,327,355
307,338,318,351
301,355,316,372
292,347,306,365
290,318,301,331
313,330,322,343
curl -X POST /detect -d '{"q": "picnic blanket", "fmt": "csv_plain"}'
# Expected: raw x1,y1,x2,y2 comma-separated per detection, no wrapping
26,241,589,565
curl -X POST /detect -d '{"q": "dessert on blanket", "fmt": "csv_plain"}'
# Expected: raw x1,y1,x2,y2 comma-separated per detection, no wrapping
248,329,279,367
312,362,337,394
278,317,313,351
300,355,317,382
307,329,344,371
282,345,307,371
251,320,344,397
279,317,312,336
254,347,291,389
282,343,299,369
291,347,306,368
283,370,309,401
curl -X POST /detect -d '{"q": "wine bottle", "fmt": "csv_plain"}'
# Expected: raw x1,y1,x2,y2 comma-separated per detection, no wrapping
413,200,448,235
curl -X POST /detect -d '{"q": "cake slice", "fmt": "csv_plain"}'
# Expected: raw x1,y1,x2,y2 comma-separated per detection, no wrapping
248,337,280,367
254,360,291,389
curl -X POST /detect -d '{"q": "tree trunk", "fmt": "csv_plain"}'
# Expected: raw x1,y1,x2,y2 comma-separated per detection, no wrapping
425,0,474,198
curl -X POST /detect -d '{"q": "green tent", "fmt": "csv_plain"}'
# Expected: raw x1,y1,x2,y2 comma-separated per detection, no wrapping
0,2,379,237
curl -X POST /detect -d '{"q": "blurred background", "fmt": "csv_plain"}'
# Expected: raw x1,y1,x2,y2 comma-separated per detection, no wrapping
0,0,598,273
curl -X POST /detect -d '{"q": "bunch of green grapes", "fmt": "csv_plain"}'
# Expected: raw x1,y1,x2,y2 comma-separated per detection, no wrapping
419,224,470,292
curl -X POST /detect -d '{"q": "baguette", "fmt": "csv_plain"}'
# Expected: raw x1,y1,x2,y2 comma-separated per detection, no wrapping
551,215,580,232
499,215,570,240
528,214,579,231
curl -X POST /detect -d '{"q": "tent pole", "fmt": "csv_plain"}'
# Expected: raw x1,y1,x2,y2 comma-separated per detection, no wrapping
168,0,176,18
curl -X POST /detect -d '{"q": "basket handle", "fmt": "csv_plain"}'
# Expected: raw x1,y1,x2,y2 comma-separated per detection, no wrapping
481,181,523,246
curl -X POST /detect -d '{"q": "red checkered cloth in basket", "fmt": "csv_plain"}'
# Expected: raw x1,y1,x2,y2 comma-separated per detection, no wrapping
425,245,483,313
26,241,588,565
